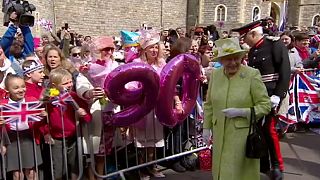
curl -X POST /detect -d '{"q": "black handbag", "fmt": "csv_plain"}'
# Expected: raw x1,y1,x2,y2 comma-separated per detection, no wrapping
246,107,267,159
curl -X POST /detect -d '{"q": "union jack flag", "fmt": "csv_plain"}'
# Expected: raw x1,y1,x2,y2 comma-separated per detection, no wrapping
278,76,298,125
297,72,320,124
278,71,320,126
37,18,53,32
0,101,44,124
43,20,53,32
51,91,75,110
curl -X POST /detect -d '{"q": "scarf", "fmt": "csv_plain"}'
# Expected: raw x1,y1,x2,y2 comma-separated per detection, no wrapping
295,46,310,60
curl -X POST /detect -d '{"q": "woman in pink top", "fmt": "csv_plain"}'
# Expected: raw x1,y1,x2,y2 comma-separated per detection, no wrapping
84,36,119,180
131,29,182,180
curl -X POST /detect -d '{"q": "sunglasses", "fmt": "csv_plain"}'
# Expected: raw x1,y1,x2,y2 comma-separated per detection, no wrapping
72,53,81,57
101,47,114,52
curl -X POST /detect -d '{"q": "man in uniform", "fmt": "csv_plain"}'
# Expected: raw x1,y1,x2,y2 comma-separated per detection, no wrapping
232,20,290,180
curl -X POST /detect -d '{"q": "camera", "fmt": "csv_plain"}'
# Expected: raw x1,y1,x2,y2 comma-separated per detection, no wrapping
2,0,36,27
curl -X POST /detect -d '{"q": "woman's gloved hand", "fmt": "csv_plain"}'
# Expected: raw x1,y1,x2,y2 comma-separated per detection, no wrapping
222,108,250,118
270,95,280,108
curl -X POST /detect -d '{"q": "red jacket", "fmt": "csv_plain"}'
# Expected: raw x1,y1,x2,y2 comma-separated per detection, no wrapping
42,91,92,139
0,96,44,144
25,82,44,99
0,88,8,100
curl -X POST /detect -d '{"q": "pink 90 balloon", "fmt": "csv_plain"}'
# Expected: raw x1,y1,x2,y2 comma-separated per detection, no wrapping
104,62,160,126
156,54,201,127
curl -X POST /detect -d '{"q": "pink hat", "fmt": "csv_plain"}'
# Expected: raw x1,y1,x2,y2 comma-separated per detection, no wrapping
34,37,41,48
139,29,160,49
93,36,115,50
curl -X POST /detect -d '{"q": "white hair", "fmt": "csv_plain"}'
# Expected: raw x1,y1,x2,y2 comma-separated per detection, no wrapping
250,26,263,35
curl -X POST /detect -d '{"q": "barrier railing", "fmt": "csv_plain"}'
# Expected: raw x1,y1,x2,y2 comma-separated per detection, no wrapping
0,87,208,180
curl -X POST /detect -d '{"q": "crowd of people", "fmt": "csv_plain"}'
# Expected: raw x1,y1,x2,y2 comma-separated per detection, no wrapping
0,10,320,180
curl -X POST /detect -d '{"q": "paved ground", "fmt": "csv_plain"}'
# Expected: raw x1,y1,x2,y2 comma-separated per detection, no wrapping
281,131,320,180
150,131,320,180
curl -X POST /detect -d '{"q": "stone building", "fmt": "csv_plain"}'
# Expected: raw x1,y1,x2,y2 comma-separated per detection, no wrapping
0,0,319,37
195,0,320,32
1,0,187,37
287,0,320,27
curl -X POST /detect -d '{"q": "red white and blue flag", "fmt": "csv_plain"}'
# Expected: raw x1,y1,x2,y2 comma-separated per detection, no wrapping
51,91,75,110
278,76,298,124
279,72,320,125
0,101,44,124
297,72,320,124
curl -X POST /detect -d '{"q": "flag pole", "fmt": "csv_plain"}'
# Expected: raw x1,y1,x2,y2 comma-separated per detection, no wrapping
60,106,69,180
45,103,55,180
15,113,23,177
0,106,6,180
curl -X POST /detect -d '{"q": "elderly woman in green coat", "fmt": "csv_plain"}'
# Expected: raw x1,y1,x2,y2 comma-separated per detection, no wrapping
202,38,271,180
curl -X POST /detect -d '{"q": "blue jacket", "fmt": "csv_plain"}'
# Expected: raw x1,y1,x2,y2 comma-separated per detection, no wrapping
0,25,34,58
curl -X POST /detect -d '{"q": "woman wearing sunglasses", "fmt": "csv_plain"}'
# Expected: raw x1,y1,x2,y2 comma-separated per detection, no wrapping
70,46,85,71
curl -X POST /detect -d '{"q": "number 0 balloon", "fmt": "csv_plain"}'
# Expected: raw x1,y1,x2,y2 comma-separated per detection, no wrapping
104,62,160,126
156,54,201,127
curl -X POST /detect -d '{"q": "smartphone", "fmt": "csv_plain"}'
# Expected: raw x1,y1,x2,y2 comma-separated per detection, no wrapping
65,23,69,31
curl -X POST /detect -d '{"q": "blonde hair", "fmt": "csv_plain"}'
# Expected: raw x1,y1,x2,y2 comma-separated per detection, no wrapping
140,42,164,67
49,68,72,88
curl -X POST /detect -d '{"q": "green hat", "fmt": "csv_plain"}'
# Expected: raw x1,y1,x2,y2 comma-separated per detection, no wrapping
212,38,248,61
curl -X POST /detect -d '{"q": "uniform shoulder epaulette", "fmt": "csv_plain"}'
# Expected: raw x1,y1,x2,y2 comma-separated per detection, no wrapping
266,36,280,41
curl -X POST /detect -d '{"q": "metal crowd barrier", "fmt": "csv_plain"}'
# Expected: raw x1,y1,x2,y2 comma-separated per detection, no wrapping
0,86,208,180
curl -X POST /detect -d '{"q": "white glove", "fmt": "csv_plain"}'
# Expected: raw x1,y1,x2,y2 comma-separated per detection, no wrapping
202,128,212,145
222,108,249,118
270,95,280,108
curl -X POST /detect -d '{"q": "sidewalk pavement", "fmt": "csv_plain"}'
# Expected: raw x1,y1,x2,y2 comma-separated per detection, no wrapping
153,131,320,180
281,131,320,180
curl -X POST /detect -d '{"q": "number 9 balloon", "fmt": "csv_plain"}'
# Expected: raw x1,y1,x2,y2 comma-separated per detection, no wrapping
104,62,160,126
156,54,201,127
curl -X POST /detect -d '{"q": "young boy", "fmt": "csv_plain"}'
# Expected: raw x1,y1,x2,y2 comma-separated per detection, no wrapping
21,55,45,99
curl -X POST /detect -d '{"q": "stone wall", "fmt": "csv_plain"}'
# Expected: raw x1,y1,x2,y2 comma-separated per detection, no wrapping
287,0,300,26
299,0,320,27
52,0,187,37
200,0,270,32
0,0,187,37
0,0,317,39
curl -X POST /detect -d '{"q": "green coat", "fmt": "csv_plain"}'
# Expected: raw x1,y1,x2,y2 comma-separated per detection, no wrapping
203,65,271,180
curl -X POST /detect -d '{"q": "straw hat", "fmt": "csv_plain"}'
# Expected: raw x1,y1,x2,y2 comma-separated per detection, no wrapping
139,29,160,49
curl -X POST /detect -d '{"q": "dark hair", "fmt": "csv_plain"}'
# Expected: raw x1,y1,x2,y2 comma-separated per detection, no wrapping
200,35,209,46
4,73,24,90
280,31,295,49
294,33,309,41
9,40,23,58
168,29,180,45
84,36,91,40
198,45,212,55
168,37,192,61
207,25,217,33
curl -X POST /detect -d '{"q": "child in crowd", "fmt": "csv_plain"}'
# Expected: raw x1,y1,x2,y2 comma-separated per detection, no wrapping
22,55,45,99
0,47,15,99
43,68,91,180
1,74,44,180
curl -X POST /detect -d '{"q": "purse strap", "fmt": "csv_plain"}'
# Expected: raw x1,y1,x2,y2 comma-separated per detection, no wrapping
248,107,257,135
